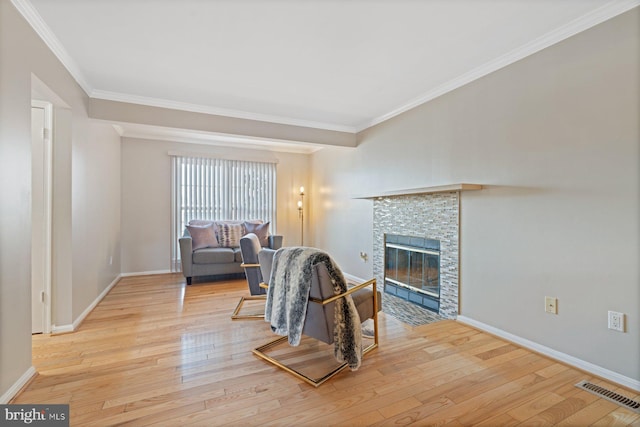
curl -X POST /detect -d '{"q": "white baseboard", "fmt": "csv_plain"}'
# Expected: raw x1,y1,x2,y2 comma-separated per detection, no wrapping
119,269,173,277
51,271,173,334
52,274,122,335
343,272,367,284
457,315,640,392
72,274,121,330
51,324,74,334
0,366,36,404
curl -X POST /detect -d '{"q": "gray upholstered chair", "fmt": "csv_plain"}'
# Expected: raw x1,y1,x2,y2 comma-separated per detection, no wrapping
231,233,276,319
254,248,381,387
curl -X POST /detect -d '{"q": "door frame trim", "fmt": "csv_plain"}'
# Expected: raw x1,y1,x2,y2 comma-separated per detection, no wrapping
32,99,53,334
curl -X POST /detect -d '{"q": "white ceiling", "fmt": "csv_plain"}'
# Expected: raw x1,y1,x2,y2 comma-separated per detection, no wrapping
19,0,639,133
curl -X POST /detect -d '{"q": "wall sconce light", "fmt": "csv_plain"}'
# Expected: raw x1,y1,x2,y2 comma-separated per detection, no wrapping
298,186,304,245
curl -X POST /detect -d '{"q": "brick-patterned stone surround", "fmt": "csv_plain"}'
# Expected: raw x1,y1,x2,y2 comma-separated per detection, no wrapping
373,192,459,319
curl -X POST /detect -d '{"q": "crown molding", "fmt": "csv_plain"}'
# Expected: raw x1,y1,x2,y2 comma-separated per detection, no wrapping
12,0,354,134
13,0,639,135
11,0,93,95
356,0,640,132
91,89,357,134
110,121,330,155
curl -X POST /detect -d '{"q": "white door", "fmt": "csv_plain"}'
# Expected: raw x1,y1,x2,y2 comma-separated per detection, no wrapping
31,104,51,334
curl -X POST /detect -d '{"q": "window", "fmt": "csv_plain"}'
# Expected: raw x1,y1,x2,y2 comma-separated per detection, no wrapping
170,155,277,271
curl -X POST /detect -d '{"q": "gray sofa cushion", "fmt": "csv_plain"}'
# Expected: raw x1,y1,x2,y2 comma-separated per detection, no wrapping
234,248,243,263
193,247,235,264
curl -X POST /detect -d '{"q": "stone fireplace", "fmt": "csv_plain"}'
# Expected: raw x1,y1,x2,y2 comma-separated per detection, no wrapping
358,184,481,320
373,192,460,319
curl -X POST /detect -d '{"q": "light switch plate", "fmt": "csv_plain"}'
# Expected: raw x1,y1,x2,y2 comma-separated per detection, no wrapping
545,296,557,314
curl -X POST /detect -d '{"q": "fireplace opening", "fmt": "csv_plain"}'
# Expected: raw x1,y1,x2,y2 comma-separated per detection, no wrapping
384,234,440,313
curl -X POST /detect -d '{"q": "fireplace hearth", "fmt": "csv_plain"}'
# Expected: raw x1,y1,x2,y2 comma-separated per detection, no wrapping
384,234,440,312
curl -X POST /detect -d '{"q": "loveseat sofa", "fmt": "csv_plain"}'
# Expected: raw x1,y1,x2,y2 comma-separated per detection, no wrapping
179,219,283,285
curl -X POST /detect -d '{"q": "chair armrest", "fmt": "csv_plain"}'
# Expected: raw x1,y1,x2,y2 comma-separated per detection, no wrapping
241,263,261,269
309,278,377,305
268,235,283,250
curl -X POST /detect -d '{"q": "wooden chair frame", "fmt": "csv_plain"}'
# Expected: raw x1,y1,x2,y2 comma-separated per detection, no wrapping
253,278,378,387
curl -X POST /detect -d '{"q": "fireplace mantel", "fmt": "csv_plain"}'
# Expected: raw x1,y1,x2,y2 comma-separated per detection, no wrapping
354,183,482,199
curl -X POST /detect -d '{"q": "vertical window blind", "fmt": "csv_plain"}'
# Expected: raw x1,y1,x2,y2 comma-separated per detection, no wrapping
171,155,277,271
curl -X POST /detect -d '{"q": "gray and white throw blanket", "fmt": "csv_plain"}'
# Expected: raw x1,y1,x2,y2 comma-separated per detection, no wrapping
264,247,363,370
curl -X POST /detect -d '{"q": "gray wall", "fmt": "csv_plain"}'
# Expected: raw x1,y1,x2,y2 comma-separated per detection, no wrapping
0,0,121,398
71,122,121,320
120,138,310,273
311,9,639,381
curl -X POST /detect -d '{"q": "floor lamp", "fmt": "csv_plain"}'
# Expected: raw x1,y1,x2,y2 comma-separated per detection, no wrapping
298,186,304,245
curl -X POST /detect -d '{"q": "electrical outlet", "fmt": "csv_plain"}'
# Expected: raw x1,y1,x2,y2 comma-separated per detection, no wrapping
608,311,625,332
545,296,557,314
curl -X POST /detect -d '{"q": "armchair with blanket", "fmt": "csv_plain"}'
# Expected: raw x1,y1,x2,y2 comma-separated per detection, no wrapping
254,247,381,386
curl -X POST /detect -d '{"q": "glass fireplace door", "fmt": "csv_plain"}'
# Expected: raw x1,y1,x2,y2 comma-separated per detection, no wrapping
384,234,441,312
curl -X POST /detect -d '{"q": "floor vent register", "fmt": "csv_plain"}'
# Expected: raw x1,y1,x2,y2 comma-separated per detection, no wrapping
575,380,640,413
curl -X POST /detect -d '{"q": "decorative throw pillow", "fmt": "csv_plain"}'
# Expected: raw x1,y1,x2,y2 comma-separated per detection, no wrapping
244,221,270,246
216,222,244,247
187,224,218,250
189,219,214,227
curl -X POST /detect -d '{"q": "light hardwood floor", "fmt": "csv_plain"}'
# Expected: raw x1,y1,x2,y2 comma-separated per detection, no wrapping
13,274,639,426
